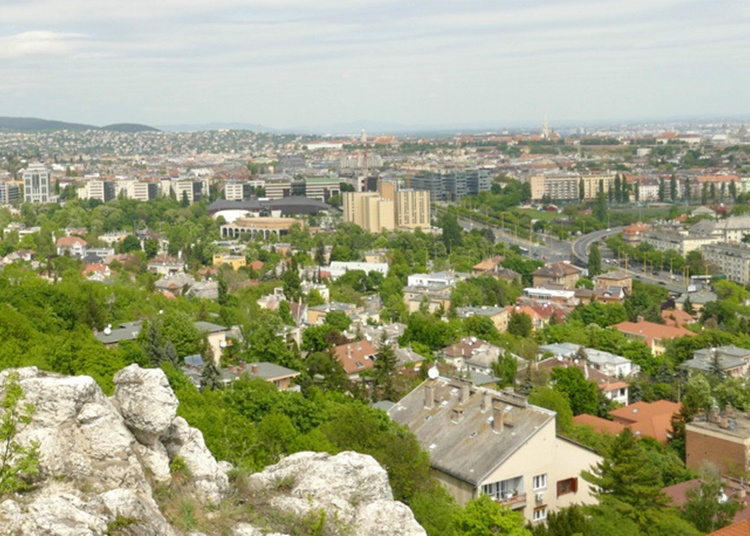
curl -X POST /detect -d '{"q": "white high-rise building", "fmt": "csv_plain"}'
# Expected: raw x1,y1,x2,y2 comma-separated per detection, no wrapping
22,162,51,204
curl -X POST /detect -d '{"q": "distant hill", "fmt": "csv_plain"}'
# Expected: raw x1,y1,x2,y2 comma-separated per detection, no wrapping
0,117,158,133
101,123,159,133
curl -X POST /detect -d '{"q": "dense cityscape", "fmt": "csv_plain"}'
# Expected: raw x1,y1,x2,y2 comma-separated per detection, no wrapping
0,117,750,534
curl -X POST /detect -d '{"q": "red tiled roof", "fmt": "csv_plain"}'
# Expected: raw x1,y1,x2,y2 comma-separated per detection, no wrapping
572,414,626,436
612,319,696,346
609,400,682,444
708,520,750,536
56,236,87,248
334,340,378,375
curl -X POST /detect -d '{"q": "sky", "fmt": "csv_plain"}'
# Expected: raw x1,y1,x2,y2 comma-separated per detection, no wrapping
0,0,748,131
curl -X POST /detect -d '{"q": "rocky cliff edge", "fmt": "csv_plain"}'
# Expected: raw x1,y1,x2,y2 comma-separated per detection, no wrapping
0,365,426,536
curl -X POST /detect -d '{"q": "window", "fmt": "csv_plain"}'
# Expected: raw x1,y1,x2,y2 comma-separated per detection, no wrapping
533,474,547,490
533,506,547,522
557,477,578,497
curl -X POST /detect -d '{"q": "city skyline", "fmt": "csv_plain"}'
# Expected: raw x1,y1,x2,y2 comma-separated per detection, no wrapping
1,0,748,131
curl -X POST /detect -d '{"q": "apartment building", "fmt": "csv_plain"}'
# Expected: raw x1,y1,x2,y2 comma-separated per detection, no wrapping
529,173,615,201
410,168,491,202
395,189,431,229
78,180,116,202
224,180,265,201
22,162,51,203
162,177,209,204
0,182,21,205
389,379,600,523
701,243,750,285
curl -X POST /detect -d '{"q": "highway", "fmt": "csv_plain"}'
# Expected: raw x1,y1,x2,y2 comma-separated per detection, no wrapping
451,210,688,294
571,226,687,293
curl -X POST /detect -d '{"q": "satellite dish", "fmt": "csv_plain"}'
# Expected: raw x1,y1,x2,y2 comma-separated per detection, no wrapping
428,365,439,380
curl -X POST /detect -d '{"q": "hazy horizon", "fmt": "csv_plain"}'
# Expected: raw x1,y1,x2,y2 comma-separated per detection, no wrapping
2,1,748,130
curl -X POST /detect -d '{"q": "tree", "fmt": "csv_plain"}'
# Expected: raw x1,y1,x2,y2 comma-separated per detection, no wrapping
0,372,40,495
685,177,691,202
507,312,532,338
451,494,531,536
670,175,678,202
614,175,622,203
162,339,180,367
492,352,518,389
119,234,141,253
682,473,742,533
374,335,399,401
658,177,666,202
314,239,327,266
529,505,593,536
550,366,599,416
579,179,585,201
282,263,302,302
682,296,695,316
200,359,223,392
583,428,670,527
143,238,160,259
441,213,463,253
588,244,602,277
593,191,608,223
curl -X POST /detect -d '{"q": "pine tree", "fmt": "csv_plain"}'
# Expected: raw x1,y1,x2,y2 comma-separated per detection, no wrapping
670,174,677,202
583,428,670,527
683,296,695,315
162,339,180,368
579,179,585,201
658,177,665,202
200,359,223,392
314,239,326,266
374,334,399,401
144,320,165,366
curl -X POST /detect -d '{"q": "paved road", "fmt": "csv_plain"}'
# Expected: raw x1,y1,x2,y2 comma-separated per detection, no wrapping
571,227,624,265
572,226,687,292
456,216,572,263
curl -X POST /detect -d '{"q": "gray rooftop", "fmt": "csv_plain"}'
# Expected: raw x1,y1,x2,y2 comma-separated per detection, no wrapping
194,321,228,333
388,378,554,486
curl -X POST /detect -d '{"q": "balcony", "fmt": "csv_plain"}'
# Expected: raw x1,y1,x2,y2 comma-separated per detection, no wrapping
496,492,527,509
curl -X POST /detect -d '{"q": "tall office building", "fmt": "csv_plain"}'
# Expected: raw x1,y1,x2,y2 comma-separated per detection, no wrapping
342,192,395,233
0,182,21,205
396,189,431,229
22,162,51,204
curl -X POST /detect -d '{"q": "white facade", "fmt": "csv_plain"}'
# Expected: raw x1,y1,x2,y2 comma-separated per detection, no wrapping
22,163,51,204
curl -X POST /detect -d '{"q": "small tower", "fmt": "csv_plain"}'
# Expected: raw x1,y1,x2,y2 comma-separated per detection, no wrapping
542,115,550,139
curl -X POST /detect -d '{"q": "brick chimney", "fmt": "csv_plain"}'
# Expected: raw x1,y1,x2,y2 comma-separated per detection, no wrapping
492,402,505,433
481,391,492,412
460,381,470,405
424,383,435,409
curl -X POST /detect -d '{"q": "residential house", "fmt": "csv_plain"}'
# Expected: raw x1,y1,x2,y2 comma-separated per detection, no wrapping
234,362,300,391
612,318,696,355
472,256,506,276
388,378,600,523
306,302,360,325
212,253,247,271
403,283,453,314
456,306,509,333
507,305,547,332
195,321,229,364
82,262,113,282
333,339,379,379
534,357,629,405
681,346,750,378
675,291,717,313
595,270,632,296
573,400,681,444
96,321,144,348
441,337,502,374
155,274,198,298
56,236,87,258
147,255,186,276
522,288,578,307
539,343,639,378
622,223,651,245
328,261,389,280
532,262,582,290
661,308,696,328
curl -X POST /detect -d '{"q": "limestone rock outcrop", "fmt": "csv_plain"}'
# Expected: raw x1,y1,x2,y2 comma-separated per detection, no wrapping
248,451,426,536
0,366,425,536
